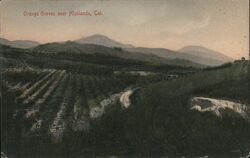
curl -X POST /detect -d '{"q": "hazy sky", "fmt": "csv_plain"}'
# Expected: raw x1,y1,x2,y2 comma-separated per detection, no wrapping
0,0,249,59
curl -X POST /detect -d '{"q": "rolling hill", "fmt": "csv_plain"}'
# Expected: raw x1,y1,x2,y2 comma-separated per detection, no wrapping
33,41,202,67
126,46,233,66
178,45,234,64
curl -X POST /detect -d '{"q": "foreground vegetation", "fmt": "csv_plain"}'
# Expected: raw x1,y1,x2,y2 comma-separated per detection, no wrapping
121,61,250,157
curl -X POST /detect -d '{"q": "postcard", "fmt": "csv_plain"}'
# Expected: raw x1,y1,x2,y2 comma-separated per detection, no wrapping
0,0,249,157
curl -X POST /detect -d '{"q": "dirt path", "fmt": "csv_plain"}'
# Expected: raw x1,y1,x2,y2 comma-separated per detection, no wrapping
119,89,134,108
190,97,249,120
90,87,138,119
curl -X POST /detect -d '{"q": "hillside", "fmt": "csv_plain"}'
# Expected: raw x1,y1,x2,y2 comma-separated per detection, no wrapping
0,38,40,48
126,46,233,66
126,62,249,156
33,41,202,68
179,45,234,63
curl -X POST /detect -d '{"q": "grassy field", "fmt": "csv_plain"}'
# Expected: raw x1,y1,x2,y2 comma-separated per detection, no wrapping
120,61,250,157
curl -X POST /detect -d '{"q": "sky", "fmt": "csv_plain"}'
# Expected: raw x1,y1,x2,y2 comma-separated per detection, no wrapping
0,0,249,59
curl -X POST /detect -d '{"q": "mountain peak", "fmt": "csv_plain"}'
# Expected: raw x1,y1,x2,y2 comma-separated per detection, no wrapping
87,34,110,38
75,34,134,48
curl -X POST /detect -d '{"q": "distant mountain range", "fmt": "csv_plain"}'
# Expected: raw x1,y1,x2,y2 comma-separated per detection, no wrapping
75,34,233,66
0,34,234,66
0,38,40,49
33,41,202,68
